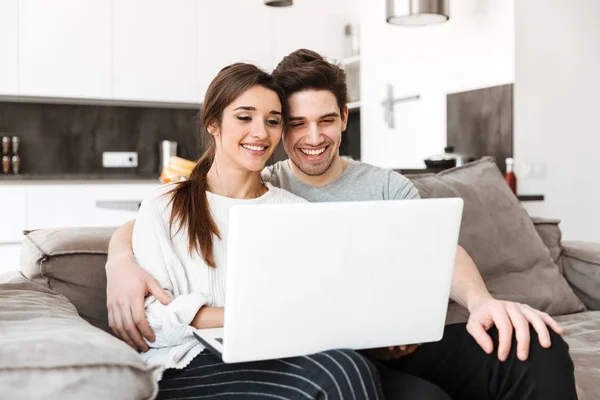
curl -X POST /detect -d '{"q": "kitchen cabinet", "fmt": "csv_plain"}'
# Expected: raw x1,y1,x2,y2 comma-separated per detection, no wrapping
0,186,27,243
271,3,345,64
113,0,200,103
18,0,112,99
197,0,275,98
26,182,160,230
0,0,18,95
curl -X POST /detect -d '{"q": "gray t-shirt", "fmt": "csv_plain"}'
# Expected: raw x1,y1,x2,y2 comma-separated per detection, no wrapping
261,160,420,202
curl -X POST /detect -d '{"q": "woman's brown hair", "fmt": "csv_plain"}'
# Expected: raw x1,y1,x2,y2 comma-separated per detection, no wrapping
168,63,285,268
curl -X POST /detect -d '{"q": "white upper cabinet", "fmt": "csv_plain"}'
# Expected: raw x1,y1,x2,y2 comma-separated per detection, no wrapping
0,0,18,95
271,1,345,64
113,0,200,104
197,0,275,99
18,0,112,99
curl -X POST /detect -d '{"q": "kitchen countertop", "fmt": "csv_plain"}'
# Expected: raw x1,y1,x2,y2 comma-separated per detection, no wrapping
0,172,160,182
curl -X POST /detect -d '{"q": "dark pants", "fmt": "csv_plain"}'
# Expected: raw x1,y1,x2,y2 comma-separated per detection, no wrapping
381,323,578,400
158,349,385,399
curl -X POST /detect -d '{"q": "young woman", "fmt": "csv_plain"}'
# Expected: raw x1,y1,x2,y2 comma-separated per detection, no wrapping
132,63,384,400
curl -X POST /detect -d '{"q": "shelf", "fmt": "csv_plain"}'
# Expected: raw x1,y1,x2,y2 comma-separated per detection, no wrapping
341,55,360,67
347,101,360,112
517,194,545,202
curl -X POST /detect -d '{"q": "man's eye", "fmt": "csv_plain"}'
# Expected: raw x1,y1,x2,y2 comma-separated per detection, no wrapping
290,123,304,128
237,116,251,122
322,119,334,124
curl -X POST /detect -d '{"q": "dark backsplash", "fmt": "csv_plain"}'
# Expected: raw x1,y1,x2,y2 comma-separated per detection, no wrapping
0,100,361,177
0,101,202,175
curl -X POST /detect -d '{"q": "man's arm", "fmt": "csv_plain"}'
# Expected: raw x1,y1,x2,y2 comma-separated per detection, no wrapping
450,245,563,361
389,174,563,361
105,219,172,351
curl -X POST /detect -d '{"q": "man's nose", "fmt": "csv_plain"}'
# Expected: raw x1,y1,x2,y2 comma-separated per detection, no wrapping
305,123,324,146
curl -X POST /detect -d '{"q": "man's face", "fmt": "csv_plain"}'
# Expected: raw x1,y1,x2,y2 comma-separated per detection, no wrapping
283,90,348,177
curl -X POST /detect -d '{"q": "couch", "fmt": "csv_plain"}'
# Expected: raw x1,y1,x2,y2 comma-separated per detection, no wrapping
1,158,599,399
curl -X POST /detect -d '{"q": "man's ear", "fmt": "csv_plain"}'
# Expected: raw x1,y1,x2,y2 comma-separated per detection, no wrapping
341,106,349,132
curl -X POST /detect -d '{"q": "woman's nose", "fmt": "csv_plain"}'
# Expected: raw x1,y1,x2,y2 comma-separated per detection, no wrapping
251,121,268,139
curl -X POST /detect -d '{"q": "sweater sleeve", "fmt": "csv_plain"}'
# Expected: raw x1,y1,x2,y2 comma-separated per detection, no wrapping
132,193,210,349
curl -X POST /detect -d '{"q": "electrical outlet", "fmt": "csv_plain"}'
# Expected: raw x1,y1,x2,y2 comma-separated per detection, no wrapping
102,152,138,168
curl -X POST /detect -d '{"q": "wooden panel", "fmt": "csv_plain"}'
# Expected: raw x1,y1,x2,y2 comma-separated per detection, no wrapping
447,84,513,173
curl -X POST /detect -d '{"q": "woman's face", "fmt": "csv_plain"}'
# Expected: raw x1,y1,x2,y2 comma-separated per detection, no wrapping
211,85,283,172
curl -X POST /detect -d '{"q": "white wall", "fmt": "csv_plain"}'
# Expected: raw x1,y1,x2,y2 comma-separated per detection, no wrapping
515,0,600,241
360,0,514,168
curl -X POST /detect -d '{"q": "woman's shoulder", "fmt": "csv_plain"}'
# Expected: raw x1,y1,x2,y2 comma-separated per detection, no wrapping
138,183,178,216
265,183,308,204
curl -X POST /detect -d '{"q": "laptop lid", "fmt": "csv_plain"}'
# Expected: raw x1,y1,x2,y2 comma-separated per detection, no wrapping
221,198,463,363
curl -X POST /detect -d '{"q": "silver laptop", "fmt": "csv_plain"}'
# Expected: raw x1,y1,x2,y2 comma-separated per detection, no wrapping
194,198,463,363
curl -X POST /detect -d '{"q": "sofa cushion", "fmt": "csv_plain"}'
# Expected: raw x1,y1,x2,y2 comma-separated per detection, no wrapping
20,227,115,334
0,276,157,400
531,217,564,273
554,311,600,400
409,158,585,323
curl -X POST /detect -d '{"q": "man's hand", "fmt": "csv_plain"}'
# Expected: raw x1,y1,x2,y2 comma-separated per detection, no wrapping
467,298,564,361
361,344,420,361
106,253,172,351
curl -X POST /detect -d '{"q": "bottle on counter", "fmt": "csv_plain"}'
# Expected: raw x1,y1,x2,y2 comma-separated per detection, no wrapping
11,136,20,175
505,158,517,194
2,155,9,174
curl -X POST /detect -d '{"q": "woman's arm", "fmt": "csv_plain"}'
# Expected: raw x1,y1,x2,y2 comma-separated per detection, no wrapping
132,195,211,349
192,306,224,329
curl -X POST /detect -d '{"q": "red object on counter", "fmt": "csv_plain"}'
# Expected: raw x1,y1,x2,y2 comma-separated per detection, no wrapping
505,158,517,194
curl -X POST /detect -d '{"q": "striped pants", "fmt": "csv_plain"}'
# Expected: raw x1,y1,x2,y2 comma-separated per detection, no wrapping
158,349,385,400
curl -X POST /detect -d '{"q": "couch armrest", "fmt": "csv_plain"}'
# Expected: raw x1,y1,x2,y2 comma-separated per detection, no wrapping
562,240,600,311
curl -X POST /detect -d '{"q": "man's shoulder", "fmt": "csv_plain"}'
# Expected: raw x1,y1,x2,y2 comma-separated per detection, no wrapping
347,161,418,200
261,160,288,187
347,161,407,181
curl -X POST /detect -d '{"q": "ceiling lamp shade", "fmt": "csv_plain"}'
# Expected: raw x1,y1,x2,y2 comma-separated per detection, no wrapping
387,0,449,26
264,0,293,7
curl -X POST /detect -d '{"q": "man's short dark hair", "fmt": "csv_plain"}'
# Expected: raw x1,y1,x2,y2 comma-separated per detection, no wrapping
272,49,348,114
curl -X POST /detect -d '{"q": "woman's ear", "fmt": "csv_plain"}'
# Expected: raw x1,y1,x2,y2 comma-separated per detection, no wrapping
207,121,219,137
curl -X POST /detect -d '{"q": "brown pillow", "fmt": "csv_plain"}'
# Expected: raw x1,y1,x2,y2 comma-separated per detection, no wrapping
531,217,564,273
409,158,584,323
20,227,115,334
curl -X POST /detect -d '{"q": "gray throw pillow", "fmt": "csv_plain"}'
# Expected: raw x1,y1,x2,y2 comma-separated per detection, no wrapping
409,158,585,323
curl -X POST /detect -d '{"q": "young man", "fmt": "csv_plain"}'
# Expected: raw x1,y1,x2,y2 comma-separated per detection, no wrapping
105,50,577,399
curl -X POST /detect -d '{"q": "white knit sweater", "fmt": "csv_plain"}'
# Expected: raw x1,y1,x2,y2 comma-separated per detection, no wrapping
132,182,306,380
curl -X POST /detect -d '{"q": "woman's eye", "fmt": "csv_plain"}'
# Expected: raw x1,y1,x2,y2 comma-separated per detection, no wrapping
267,119,281,126
237,116,251,122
